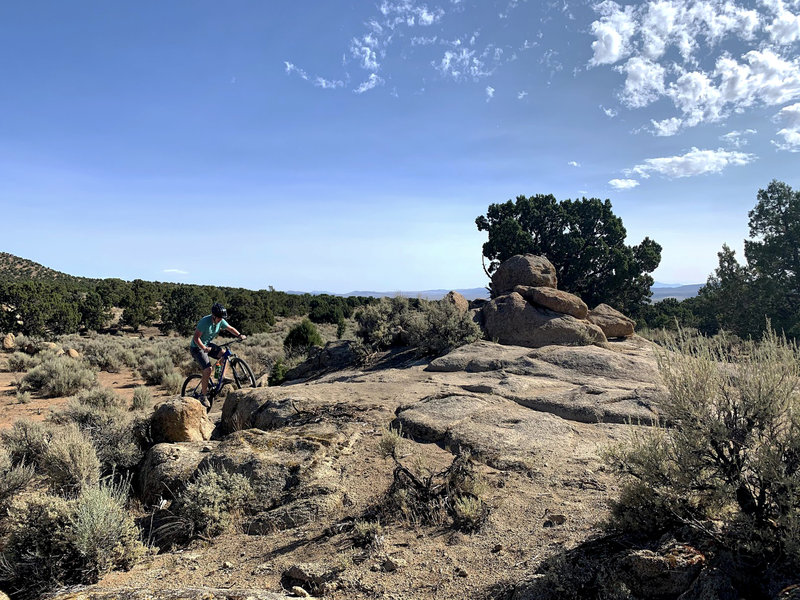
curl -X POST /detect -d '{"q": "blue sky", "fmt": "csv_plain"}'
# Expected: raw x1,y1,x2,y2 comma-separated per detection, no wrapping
1,0,798,293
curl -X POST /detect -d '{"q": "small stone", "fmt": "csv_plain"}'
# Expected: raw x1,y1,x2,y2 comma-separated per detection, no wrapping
291,586,311,598
382,557,407,572
544,514,567,527
455,566,468,577
492,544,504,553
222,561,234,569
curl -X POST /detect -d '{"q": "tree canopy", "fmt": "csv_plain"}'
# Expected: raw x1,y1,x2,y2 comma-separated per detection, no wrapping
476,194,661,312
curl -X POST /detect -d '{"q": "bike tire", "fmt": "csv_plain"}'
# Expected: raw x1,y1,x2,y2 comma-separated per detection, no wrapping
180,374,204,398
230,358,256,388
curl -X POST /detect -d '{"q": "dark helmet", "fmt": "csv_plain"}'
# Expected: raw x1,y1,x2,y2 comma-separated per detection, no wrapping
211,302,227,319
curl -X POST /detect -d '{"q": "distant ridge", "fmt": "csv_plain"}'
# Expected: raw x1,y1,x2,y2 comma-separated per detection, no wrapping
649,284,703,301
0,252,79,282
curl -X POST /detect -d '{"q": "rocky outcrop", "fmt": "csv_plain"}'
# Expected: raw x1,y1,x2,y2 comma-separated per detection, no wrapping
278,340,357,383
588,303,636,338
137,441,211,504
150,397,214,443
483,292,606,348
443,290,469,314
514,285,589,319
2,333,14,351
491,254,557,297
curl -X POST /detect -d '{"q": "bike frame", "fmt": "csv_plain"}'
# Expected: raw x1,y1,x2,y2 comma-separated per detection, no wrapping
207,343,235,397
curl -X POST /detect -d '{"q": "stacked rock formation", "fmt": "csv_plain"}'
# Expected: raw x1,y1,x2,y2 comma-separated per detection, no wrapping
482,254,635,348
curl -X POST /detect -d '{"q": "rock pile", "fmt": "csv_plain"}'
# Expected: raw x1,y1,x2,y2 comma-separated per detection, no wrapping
481,254,636,348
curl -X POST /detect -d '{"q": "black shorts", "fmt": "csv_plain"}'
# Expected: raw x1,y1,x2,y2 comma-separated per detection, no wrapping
190,344,223,370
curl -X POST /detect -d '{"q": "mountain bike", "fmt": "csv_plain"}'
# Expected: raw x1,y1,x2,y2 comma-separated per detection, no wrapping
181,339,256,410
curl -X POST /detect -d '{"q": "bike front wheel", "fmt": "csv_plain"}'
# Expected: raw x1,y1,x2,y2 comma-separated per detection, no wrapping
181,374,204,398
230,358,256,388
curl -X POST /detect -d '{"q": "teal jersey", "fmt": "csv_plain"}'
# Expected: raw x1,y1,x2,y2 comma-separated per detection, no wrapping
191,315,229,348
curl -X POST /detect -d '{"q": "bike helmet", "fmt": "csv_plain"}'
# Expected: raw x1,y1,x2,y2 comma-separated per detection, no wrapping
211,302,228,319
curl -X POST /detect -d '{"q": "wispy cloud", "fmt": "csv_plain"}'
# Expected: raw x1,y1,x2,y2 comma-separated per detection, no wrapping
720,128,757,148
772,102,800,151
609,178,639,189
355,73,385,94
485,85,495,101
626,147,756,179
517,90,529,100
568,160,580,167
284,61,309,81
163,268,188,275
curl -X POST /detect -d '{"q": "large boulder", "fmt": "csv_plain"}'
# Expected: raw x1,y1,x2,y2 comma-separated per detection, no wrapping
514,285,589,319
137,441,211,504
150,397,214,443
491,254,557,297
2,333,14,351
588,303,635,338
443,290,469,315
483,292,606,348
282,340,357,382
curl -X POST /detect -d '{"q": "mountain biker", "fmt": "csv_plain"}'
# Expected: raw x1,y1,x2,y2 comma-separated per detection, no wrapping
189,302,246,408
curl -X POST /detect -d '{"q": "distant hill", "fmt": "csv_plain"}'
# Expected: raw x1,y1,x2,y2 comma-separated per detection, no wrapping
0,252,79,281
334,287,489,301
650,284,703,301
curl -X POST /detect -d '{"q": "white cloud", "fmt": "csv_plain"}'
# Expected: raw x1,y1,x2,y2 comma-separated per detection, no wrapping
601,105,618,117
651,116,683,136
618,56,665,107
609,178,640,189
720,128,757,147
354,73,384,94
767,6,800,43
485,85,495,101
518,90,529,99
568,160,581,167
772,102,800,150
434,48,492,79
284,61,309,81
315,77,345,89
163,268,188,275
627,147,756,178
589,1,637,65
350,37,380,71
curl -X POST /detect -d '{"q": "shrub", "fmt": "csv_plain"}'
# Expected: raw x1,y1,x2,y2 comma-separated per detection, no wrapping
171,466,255,538
1,419,56,467
75,387,124,410
0,448,34,506
6,351,39,373
0,486,144,595
69,481,146,581
607,327,800,568
160,371,183,394
49,404,147,474
20,356,97,397
40,424,101,495
283,318,323,356
268,358,287,386
138,353,175,386
132,386,152,411
356,297,480,356
336,317,347,340
15,390,31,404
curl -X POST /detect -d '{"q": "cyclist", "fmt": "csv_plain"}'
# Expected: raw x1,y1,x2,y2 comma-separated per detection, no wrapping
190,302,246,408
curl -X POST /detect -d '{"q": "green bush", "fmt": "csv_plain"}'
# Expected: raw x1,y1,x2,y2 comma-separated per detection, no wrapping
75,386,124,410
40,424,101,495
0,447,34,506
172,466,255,538
20,356,97,397
132,386,152,411
283,318,323,356
1,419,57,468
268,358,287,386
15,390,32,404
160,371,183,394
607,327,800,568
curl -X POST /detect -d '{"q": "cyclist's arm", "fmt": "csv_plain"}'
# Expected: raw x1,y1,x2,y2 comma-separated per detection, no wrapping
192,329,209,352
224,324,245,339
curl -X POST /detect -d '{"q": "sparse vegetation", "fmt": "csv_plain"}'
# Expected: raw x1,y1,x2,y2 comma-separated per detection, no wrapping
19,355,97,397
40,424,101,495
284,318,324,356
132,386,152,410
607,327,800,575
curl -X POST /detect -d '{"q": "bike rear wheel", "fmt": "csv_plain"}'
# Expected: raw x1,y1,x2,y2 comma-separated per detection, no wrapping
230,358,256,388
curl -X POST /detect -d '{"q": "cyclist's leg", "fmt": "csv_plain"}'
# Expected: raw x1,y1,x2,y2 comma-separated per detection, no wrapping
190,346,213,397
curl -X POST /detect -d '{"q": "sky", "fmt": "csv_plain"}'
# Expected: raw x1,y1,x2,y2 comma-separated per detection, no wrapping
1,0,798,293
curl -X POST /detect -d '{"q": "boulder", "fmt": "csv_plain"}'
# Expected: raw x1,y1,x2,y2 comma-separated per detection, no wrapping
491,254,557,297
443,291,469,315
150,397,214,443
2,333,14,351
38,341,64,356
483,292,606,348
588,303,635,338
514,285,589,319
66,348,80,359
614,543,705,599
137,441,211,504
